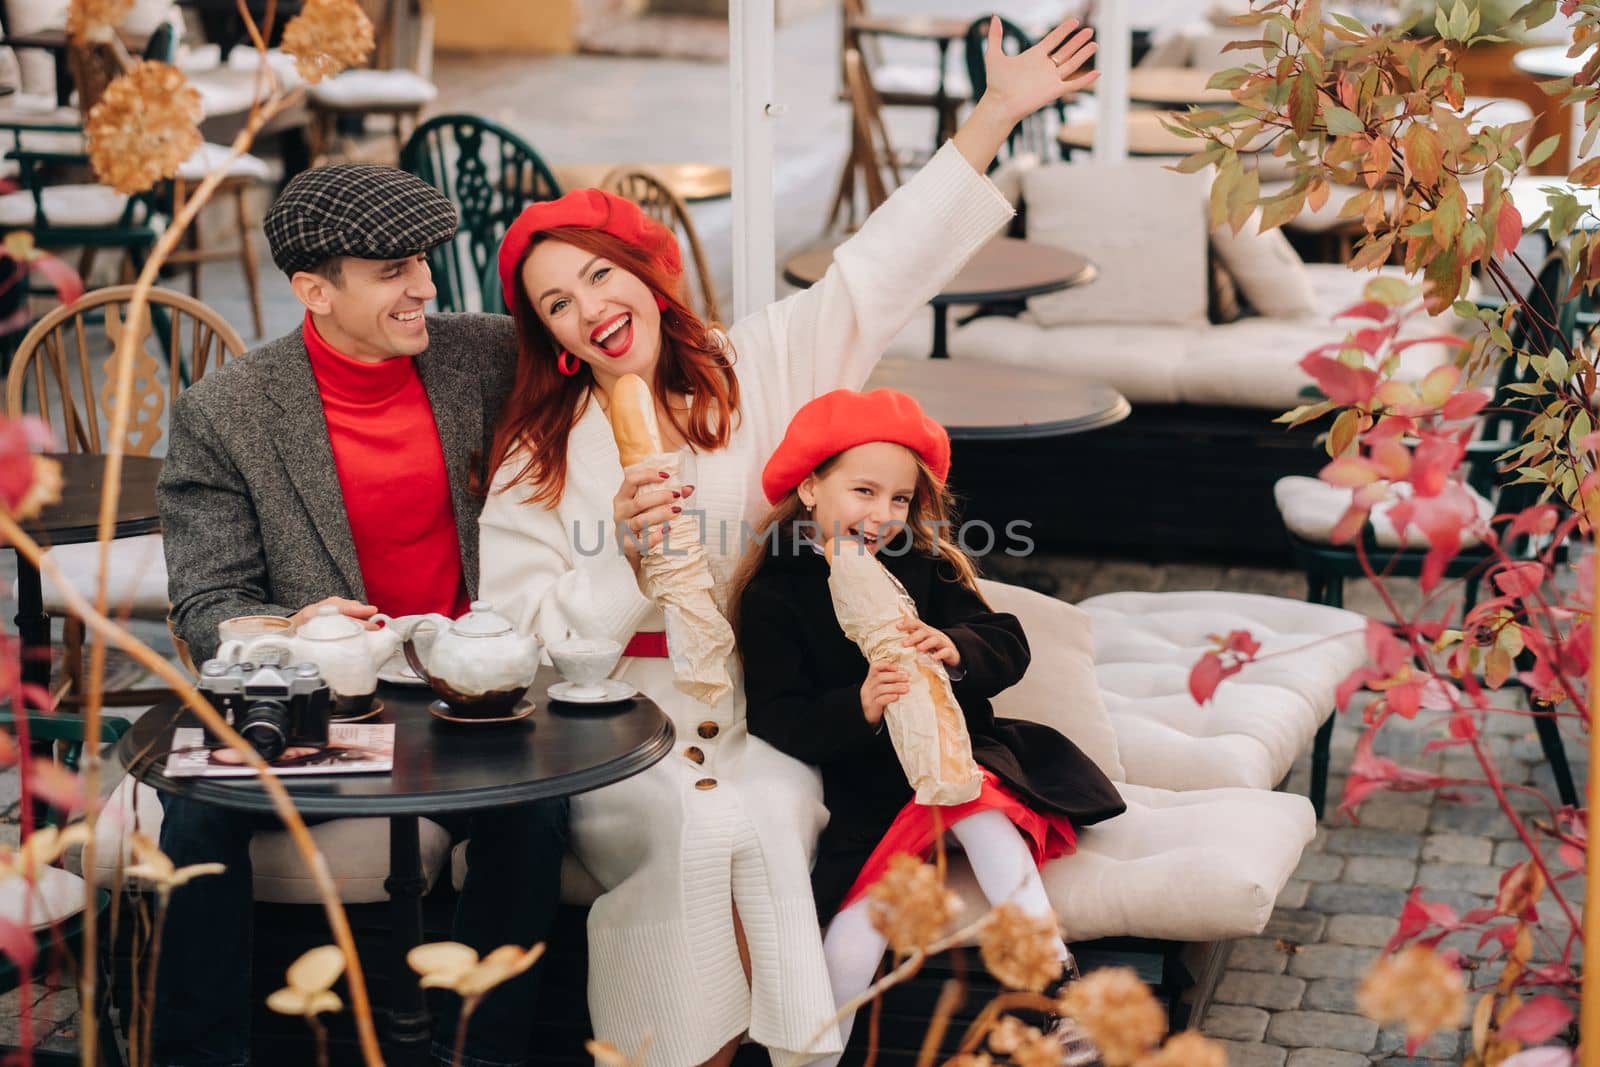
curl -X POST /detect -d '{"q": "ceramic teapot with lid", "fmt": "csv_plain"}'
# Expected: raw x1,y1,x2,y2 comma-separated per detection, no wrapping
216,605,402,715
394,601,542,717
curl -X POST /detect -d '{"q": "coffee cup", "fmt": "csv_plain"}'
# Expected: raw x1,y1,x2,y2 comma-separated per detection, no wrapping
548,637,623,697
217,614,294,646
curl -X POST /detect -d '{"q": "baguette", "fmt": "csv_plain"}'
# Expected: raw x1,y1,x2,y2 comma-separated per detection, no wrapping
608,373,665,467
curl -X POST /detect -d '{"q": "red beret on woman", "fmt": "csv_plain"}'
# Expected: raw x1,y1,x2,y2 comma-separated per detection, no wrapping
761,388,951,504
497,188,683,310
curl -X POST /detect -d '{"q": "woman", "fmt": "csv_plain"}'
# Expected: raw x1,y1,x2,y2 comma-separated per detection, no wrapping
479,19,1098,1066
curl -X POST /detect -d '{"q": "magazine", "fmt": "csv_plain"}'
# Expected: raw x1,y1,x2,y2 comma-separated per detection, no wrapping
164,723,396,778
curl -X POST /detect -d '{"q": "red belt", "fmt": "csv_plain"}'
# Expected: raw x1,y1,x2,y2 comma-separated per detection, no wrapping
624,631,669,658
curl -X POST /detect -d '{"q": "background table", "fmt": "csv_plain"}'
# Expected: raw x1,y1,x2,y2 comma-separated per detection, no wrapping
864,359,1130,442
550,162,732,202
14,453,162,698
1125,67,1234,109
1058,110,1195,158
120,673,674,1066
846,13,971,150
783,236,1096,358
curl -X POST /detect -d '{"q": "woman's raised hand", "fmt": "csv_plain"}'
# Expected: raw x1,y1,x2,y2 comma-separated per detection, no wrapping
983,16,1097,124
951,16,1098,174
612,464,696,572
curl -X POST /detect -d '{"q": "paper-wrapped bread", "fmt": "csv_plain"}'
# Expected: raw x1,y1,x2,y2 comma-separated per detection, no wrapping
606,374,736,708
825,542,982,806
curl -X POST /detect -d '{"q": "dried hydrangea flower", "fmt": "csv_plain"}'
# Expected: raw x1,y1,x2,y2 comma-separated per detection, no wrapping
1057,967,1167,1067
979,903,1065,992
65,0,134,43
866,853,961,956
1357,945,1467,1043
1135,1031,1228,1067
987,1015,1036,1056
282,0,375,84
85,61,202,195
1011,1028,1066,1067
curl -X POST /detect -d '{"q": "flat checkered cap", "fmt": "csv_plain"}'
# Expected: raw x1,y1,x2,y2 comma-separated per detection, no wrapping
264,163,458,275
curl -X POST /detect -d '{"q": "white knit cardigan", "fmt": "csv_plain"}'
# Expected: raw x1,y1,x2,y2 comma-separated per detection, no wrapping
478,143,1013,1066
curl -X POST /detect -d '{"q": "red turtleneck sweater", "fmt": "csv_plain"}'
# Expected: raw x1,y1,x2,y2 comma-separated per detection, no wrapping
303,314,470,619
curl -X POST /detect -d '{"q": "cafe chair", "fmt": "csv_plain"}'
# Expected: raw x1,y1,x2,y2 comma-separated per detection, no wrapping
602,167,721,324
826,47,903,233
306,0,438,165
164,143,273,338
398,112,561,313
6,286,246,711
839,0,967,145
0,708,131,1066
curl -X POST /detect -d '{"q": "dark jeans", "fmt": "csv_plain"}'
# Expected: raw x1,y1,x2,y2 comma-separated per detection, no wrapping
152,793,569,1067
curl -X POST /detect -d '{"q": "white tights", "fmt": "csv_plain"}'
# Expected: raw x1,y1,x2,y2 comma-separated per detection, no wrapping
810,809,1068,1066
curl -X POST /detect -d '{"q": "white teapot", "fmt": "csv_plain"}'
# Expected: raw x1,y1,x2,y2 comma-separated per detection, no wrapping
394,601,542,718
216,605,402,715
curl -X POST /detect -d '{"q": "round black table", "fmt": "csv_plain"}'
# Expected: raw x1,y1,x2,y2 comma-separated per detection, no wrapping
863,360,1130,442
782,235,1097,359
14,453,163,698
119,672,674,1065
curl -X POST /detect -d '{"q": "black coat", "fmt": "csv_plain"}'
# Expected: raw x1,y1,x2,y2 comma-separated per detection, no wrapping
738,542,1126,919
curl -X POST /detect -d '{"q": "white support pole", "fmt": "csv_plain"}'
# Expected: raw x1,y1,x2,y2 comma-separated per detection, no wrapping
730,0,777,320
1092,0,1129,163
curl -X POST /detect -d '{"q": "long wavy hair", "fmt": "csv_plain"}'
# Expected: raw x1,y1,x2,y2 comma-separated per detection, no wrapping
481,227,740,506
727,453,984,640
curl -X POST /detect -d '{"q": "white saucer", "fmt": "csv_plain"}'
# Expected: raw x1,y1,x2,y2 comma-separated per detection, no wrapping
377,661,429,687
548,679,637,704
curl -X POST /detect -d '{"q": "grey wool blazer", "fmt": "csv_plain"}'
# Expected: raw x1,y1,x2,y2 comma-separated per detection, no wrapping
159,313,517,664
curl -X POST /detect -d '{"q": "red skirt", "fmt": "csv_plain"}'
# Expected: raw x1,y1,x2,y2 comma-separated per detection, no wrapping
837,768,1078,912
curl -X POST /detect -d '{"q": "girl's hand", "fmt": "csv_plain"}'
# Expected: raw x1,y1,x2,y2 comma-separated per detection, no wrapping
861,661,910,725
611,464,695,570
896,617,960,668
980,16,1098,126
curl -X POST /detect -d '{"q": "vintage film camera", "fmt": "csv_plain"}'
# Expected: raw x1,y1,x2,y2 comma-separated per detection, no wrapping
196,650,333,761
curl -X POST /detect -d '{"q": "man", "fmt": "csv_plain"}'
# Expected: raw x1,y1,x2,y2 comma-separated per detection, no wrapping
156,164,564,1067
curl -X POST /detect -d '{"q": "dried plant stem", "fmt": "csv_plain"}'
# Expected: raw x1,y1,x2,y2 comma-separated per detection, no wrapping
139,892,170,1067
913,979,963,1067
953,990,1056,1056
0,516,384,1067
784,917,991,1067
453,997,479,1067
1583,536,1600,1067
309,1014,330,1067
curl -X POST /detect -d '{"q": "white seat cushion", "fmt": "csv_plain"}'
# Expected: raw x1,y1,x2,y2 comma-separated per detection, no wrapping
5,0,67,97
177,142,272,183
0,864,87,930
185,70,259,119
977,579,1125,780
1080,591,1366,792
492,790,1313,943
77,777,452,904
0,185,130,228
1275,475,1494,549
870,63,971,101
12,534,170,618
949,264,1476,411
954,783,1316,941
308,70,438,109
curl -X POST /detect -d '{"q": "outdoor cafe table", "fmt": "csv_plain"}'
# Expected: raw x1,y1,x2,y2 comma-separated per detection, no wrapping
864,359,1130,443
118,672,674,1066
782,236,1096,359
1057,109,1196,158
13,453,163,699
1125,67,1234,109
550,162,733,203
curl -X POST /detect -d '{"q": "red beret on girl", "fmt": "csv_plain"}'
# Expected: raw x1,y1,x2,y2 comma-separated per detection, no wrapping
497,188,683,311
761,388,951,504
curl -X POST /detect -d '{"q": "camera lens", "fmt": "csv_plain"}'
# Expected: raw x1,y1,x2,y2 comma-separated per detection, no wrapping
241,700,292,761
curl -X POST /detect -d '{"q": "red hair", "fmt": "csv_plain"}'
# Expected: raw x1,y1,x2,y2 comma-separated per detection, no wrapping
482,227,740,507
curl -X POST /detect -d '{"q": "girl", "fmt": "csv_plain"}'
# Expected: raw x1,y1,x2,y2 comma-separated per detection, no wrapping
479,19,1098,1066
733,388,1126,1061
